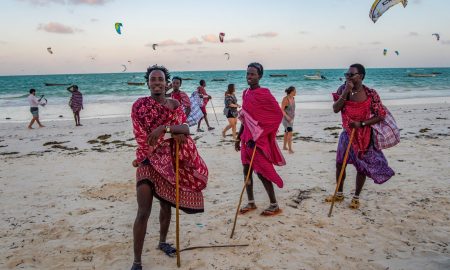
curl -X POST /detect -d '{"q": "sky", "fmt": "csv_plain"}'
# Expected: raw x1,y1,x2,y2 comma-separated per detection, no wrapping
0,0,449,75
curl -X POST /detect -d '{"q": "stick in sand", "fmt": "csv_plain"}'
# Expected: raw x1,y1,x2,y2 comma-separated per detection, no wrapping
175,141,181,267
209,100,220,126
230,145,258,238
328,128,355,217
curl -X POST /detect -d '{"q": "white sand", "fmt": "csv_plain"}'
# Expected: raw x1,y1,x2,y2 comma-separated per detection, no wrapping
0,101,449,269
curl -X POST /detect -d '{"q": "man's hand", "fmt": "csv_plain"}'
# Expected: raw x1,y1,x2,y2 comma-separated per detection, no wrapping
234,140,241,152
172,134,187,145
147,125,165,146
349,121,362,129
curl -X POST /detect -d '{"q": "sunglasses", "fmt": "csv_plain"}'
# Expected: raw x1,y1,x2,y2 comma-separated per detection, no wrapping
344,72,359,78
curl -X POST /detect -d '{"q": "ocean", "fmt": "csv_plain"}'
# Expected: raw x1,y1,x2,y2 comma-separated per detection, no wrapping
1,67,449,122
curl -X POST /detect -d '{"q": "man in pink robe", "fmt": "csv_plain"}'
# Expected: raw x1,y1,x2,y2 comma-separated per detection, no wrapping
235,62,286,216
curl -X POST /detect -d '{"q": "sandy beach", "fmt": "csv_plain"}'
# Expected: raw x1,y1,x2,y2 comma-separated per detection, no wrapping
1,100,449,270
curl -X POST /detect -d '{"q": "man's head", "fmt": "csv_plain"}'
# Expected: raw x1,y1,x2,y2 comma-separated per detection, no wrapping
144,65,171,96
345,63,365,84
246,62,264,86
29,89,36,95
72,85,79,91
172,76,182,91
199,79,206,87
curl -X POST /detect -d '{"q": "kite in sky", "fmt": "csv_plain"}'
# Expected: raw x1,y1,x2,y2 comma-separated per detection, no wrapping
432,33,440,41
115,22,123,34
369,0,408,23
219,32,225,43
47,47,53,54
224,53,230,60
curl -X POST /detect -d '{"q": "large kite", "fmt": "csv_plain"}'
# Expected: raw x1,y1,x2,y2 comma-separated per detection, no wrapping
115,22,123,34
369,0,408,23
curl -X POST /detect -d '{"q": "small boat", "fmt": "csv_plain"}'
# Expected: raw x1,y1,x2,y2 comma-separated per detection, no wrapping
211,78,226,81
431,72,442,75
407,73,436,78
127,82,145,86
269,74,287,77
44,83,71,86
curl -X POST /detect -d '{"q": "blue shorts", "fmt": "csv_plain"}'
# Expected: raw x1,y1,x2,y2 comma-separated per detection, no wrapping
30,107,39,117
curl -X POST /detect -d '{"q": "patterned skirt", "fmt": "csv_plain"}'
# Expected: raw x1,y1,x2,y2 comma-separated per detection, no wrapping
136,164,204,214
337,130,394,184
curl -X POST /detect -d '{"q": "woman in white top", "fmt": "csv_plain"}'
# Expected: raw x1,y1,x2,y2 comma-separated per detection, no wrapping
27,88,45,129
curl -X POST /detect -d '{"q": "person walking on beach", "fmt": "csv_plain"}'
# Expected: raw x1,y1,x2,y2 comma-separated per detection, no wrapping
27,88,45,129
325,63,394,209
222,83,240,140
196,79,214,132
67,85,83,126
130,65,208,270
170,76,191,118
235,62,286,216
281,86,296,154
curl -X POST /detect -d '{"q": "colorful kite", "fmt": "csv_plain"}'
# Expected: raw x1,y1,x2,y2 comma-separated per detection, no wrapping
115,22,123,34
219,32,225,43
369,0,408,23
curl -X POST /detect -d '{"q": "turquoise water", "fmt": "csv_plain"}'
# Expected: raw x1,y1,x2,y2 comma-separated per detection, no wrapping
1,68,449,121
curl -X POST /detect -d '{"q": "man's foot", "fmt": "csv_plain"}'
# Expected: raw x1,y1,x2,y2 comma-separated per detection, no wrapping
158,242,177,257
239,203,257,215
260,203,282,216
288,149,294,154
325,193,345,203
349,197,360,209
197,128,204,132
39,125,45,128
283,147,288,150
28,126,33,129
130,262,142,270
208,127,215,131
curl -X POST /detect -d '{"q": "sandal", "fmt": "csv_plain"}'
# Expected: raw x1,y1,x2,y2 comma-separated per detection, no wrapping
208,127,215,131
197,128,204,132
130,262,142,270
239,203,257,215
158,242,177,257
260,203,282,216
349,197,360,209
324,193,345,203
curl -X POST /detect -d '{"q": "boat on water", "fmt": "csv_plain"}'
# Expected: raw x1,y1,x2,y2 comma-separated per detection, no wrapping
407,73,436,78
304,71,327,80
269,74,287,77
127,82,145,86
44,83,72,86
211,78,226,81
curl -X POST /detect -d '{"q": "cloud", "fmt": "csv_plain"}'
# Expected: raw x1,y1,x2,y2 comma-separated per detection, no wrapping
90,18,98,22
187,37,202,45
339,25,346,30
369,41,382,45
69,0,112,5
202,34,219,43
17,0,112,5
225,38,244,43
37,22,82,34
409,32,419,37
413,0,422,4
299,31,309,35
0,40,7,45
442,40,450,45
250,32,278,38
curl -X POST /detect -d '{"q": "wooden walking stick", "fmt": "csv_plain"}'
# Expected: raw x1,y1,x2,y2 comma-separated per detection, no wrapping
230,145,258,238
209,101,220,126
175,141,181,267
328,128,356,217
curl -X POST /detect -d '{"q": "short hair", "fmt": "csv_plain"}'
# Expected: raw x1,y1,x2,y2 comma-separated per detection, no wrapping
225,83,235,95
144,64,171,82
350,63,366,80
29,89,36,94
172,76,182,85
72,85,78,90
285,86,296,95
199,79,205,86
247,62,264,78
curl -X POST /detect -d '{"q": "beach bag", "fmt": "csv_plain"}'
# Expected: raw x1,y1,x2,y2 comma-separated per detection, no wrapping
371,106,400,150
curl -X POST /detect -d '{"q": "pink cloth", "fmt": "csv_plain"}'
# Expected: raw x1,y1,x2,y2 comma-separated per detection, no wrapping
240,88,286,188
